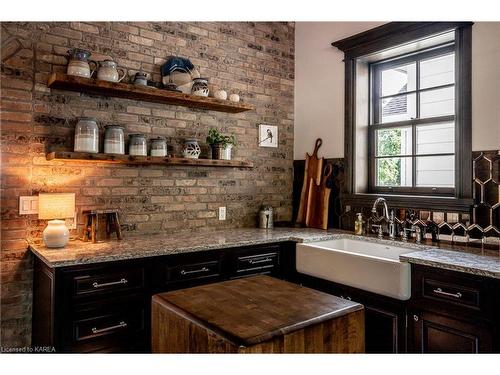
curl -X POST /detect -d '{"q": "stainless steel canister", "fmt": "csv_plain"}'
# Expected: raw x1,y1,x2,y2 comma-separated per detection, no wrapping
259,206,274,229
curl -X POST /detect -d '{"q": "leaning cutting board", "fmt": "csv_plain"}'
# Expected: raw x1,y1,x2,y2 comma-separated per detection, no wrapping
296,138,324,224
305,163,333,230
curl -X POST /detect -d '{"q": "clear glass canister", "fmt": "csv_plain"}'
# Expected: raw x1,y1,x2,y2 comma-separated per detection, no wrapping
74,117,99,153
104,125,125,155
128,134,147,156
150,137,167,157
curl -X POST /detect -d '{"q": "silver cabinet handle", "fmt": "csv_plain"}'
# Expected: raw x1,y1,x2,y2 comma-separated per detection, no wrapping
248,258,272,265
180,267,209,275
91,321,127,334
413,315,419,321
433,287,462,299
92,278,128,288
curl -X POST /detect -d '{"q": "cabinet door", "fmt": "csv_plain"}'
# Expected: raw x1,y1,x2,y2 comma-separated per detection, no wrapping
296,273,406,353
409,310,493,353
365,305,401,353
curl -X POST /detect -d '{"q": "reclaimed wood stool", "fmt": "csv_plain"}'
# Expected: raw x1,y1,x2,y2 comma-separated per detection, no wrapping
152,275,365,353
82,209,122,243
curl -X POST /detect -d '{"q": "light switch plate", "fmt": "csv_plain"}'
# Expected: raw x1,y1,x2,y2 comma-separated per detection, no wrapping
259,124,278,148
65,212,77,229
19,196,39,215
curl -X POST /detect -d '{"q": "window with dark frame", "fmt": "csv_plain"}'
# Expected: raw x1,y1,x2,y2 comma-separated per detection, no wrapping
369,44,456,195
332,22,473,212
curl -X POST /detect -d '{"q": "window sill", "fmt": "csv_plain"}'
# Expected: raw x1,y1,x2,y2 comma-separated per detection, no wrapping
344,193,473,212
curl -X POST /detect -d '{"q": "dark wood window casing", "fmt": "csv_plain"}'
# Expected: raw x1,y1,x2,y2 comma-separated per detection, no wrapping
332,22,473,212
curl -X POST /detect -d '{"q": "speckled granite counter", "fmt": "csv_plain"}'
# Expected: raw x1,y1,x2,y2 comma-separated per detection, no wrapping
29,227,344,268
400,248,500,279
28,227,500,279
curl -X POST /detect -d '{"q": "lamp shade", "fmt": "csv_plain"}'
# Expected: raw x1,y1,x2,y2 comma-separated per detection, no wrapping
38,193,75,220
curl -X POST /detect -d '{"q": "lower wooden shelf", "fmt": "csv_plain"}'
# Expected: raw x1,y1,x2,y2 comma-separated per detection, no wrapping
46,151,254,168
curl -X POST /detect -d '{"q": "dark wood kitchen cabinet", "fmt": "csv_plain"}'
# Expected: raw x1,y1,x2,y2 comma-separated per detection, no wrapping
295,274,407,353
296,263,500,354
408,309,493,353
32,242,295,353
407,265,499,353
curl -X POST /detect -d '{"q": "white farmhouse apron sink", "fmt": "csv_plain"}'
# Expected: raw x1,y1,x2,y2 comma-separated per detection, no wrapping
296,238,416,300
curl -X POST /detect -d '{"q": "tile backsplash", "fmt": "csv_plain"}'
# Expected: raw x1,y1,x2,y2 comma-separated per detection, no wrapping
293,150,499,242
339,150,499,242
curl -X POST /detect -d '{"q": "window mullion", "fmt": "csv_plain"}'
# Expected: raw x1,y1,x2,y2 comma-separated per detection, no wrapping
412,124,417,189
378,83,455,100
372,115,455,130
415,60,421,120
413,58,420,189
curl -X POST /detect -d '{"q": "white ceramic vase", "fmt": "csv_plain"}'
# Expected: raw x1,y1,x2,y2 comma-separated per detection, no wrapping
43,220,70,248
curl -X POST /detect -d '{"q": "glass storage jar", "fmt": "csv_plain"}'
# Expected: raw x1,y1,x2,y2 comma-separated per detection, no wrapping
150,137,167,157
104,125,125,155
74,117,99,153
128,134,147,156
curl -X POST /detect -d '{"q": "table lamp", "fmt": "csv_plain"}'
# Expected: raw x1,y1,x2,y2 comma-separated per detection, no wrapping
38,193,75,248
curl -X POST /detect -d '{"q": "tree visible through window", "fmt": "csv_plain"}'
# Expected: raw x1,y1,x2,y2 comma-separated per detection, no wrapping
377,129,402,186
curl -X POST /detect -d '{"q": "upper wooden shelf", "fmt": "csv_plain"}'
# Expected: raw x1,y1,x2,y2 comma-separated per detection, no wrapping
46,151,254,168
47,73,254,114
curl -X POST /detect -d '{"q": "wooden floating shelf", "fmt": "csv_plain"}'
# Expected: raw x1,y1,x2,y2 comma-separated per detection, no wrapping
46,151,254,168
47,73,254,114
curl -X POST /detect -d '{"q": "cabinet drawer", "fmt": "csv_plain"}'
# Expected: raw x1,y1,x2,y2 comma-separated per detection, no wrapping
70,307,146,352
422,278,480,308
74,308,144,342
236,252,279,273
412,265,493,319
166,260,221,284
230,245,281,279
72,267,145,298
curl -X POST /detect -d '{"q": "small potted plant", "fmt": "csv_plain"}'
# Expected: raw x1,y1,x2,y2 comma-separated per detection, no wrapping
206,128,237,160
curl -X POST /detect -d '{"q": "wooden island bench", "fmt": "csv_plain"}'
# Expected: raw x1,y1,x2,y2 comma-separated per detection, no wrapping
152,275,364,353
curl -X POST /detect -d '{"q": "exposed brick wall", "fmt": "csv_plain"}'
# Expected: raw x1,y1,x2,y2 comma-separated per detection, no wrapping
0,22,295,348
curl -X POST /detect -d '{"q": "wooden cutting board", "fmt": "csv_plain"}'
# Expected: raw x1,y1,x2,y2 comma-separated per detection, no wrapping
305,163,333,230
296,138,324,224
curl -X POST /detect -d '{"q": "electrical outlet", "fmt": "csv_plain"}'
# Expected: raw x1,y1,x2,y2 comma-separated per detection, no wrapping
258,124,278,148
218,206,226,221
19,196,39,215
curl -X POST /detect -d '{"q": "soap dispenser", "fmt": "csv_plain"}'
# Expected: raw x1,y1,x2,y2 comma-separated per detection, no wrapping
354,213,364,235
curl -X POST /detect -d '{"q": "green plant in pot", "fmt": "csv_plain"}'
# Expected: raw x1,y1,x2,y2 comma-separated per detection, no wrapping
206,128,237,160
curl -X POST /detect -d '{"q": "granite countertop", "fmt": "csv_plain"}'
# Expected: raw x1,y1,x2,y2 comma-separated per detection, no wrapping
28,227,344,268
400,247,500,279
28,227,500,279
